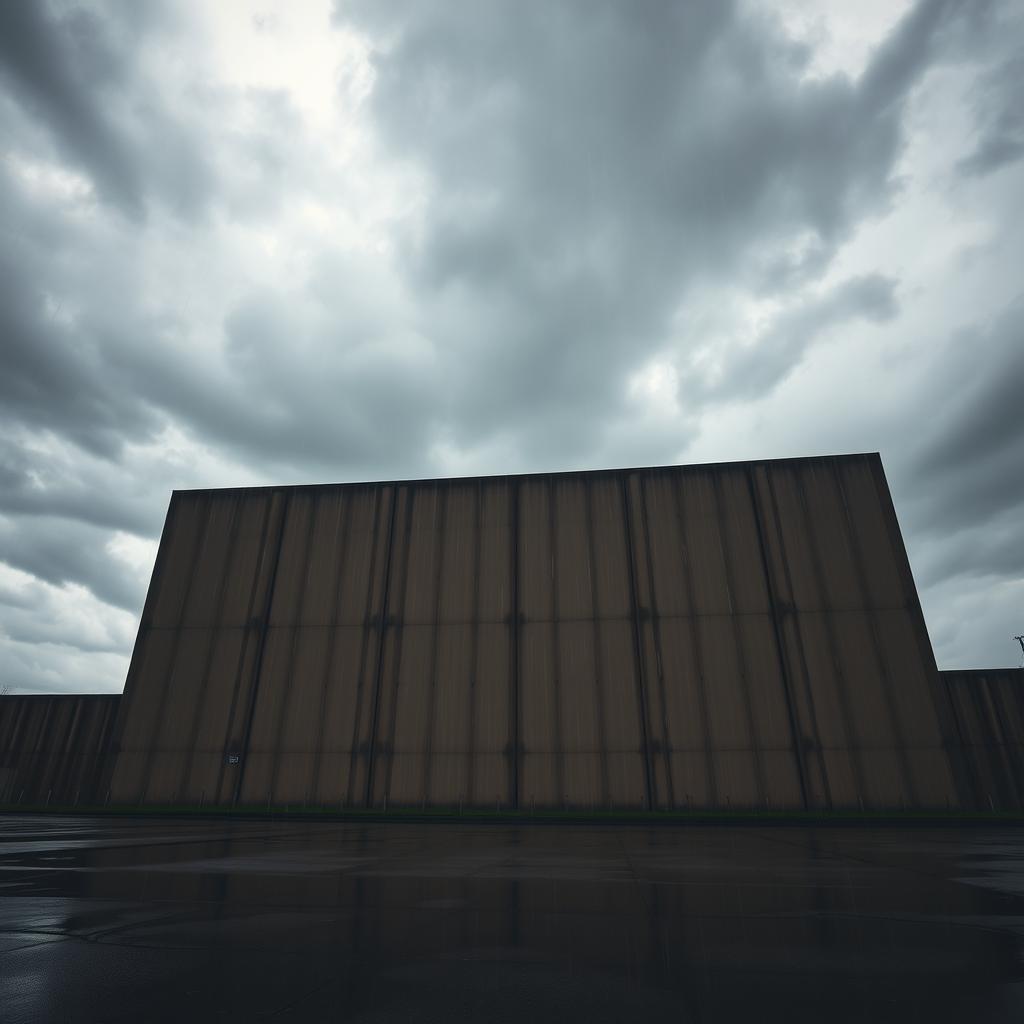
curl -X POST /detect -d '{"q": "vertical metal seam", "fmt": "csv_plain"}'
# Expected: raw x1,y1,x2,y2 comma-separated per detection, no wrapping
620,472,655,811
94,698,121,804
977,681,1015,807
138,497,213,804
991,677,1024,803
793,468,868,804
710,472,766,807
832,460,918,806
267,496,320,803
51,698,82,805
361,484,400,807
670,471,718,808
745,466,810,811
548,477,566,806
584,480,611,808
510,477,521,810
308,490,352,805
345,486,387,806
638,473,675,809
763,468,831,809
178,494,244,802
212,492,275,805
378,483,413,802
466,479,483,806
3,700,31,803
233,490,292,805
20,699,51,803
422,487,449,805
964,680,997,806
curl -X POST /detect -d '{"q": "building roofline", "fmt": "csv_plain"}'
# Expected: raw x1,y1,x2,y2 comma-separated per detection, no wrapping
170,451,884,498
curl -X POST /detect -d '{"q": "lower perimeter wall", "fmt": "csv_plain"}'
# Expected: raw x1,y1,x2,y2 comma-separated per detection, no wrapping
941,668,1024,811
0,695,120,806
2,672,1024,813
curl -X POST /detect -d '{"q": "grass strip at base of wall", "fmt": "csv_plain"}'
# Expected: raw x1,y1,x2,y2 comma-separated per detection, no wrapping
2,803,1024,826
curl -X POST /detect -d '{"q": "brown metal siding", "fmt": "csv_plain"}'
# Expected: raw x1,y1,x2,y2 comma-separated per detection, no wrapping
942,669,1024,809
103,453,966,811
0,695,119,805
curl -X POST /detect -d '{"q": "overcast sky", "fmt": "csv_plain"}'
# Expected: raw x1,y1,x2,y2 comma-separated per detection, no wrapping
1,0,1022,694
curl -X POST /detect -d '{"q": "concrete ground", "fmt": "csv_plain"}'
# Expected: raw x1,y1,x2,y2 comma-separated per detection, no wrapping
2,816,1024,1021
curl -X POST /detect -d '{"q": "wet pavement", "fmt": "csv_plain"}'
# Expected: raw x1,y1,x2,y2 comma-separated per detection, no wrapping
2,816,1024,1021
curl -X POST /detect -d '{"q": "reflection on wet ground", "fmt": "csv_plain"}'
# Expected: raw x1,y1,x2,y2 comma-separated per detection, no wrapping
1,816,1024,1021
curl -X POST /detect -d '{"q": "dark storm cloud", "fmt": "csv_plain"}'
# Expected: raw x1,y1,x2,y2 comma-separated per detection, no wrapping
0,516,144,614
905,301,1024,545
956,54,1024,178
0,438,154,536
335,0,995,462
0,0,212,218
681,274,899,403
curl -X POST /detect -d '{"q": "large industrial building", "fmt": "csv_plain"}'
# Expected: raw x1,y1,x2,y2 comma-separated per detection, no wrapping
1,453,1022,813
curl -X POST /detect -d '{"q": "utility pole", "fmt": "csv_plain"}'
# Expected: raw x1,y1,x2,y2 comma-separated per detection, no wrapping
1015,635,1024,662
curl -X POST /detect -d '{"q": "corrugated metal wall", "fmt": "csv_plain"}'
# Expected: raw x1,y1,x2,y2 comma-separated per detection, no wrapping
942,668,1024,810
0,695,119,805
106,454,969,811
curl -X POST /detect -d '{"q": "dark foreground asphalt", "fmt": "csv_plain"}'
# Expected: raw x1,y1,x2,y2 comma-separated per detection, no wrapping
2,817,1024,1022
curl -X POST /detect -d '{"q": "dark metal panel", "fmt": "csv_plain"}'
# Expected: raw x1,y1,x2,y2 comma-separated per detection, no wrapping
472,622,511,805
148,492,208,628
709,472,767,804
438,483,476,624
144,628,216,803
598,619,647,806
477,479,512,624
180,495,238,628
301,491,348,627
231,490,291,805
792,612,860,807
590,476,631,619
313,625,374,804
520,620,558,808
942,669,1024,809
183,627,245,804
736,615,800,749
0,697,119,805
557,620,603,805
401,485,444,626
799,463,863,611
381,624,433,806
699,617,760,807
109,628,178,802
337,487,389,626
429,623,473,804
677,471,732,615
715,469,771,614
518,478,553,622
835,458,904,608
656,617,715,808
238,626,292,805
554,477,591,621
364,483,407,807
268,492,317,627
114,494,212,803
272,626,331,804
637,471,688,617
632,475,673,808
97,454,973,814
751,464,829,808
